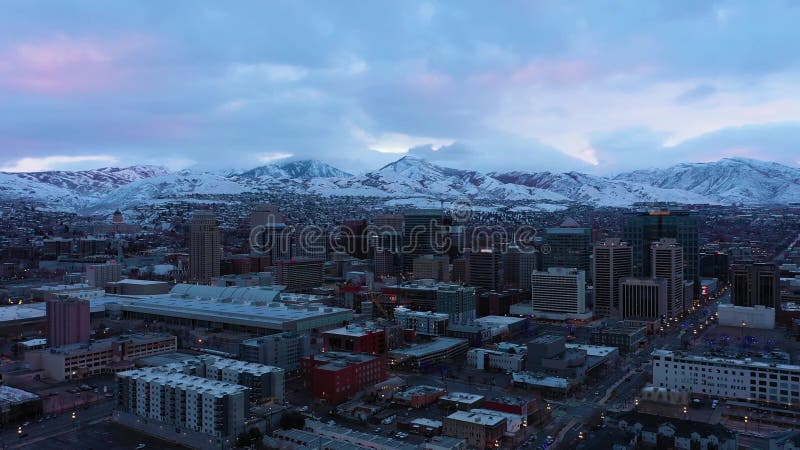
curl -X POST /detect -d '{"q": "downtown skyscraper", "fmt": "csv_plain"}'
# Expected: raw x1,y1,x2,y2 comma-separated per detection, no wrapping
189,210,221,283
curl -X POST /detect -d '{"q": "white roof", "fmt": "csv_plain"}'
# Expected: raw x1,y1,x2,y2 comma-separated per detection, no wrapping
446,410,505,426
441,392,484,403
512,372,569,388
118,366,247,397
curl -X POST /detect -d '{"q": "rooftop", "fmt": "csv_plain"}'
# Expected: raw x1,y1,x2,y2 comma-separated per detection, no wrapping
389,338,468,357
565,343,618,357
440,392,484,403
117,366,247,397
446,410,506,426
325,325,381,337
652,349,800,372
0,385,39,404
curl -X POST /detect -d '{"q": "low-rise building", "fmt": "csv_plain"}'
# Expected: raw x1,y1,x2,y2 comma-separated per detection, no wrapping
467,348,526,372
25,333,177,381
323,324,387,355
388,337,469,371
393,307,449,336
443,410,506,449
439,392,485,410
0,386,42,425
612,412,737,450
590,324,647,352
717,304,775,329
394,385,446,408
301,352,386,405
651,349,800,407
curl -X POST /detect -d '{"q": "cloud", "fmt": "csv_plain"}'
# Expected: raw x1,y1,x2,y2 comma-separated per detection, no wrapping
229,63,308,83
0,34,152,94
1,155,119,172
676,83,717,103
255,152,294,164
1,1,800,175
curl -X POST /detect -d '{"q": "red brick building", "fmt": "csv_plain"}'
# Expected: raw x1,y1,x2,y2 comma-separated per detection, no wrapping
301,352,386,404
484,396,540,424
323,325,387,355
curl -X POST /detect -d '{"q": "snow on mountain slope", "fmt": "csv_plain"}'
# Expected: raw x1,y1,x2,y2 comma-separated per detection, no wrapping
6,165,169,195
0,172,88,210
90,171,250,211
234,159,352,181
309,156,568,201
490,170,714,206
614,157,800,204
1,157,798,211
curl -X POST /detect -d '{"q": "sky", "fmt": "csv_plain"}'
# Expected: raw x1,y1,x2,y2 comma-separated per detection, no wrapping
2,0,800,175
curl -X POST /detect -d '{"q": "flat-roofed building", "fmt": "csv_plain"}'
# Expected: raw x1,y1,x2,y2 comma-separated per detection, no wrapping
239,332,310,372
531,268,590,320
115,366,248,449
619,277,667,321
443,410,506,449
651,349,800,407
26,333,177,380
388,337,469,371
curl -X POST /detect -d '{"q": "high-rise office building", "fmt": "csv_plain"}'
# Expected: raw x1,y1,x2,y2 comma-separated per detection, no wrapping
592,239,633,317
531,268,589,319
731,262,780,308
86,262,122,287
189,210,221,283
651,238,684,318
503,245,539,292
413,255,450,282
403,209,445,273
46,298,90,347
339,219,369,259
541,218,592,277
464,248,502,290
623,210,699,286
619,277,667,321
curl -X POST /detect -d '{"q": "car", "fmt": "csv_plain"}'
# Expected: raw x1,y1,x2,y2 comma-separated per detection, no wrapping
545,435,555,444
135,444,146,450
22,421,30,427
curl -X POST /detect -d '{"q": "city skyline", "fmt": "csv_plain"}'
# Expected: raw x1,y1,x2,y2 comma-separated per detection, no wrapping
2,1,800,174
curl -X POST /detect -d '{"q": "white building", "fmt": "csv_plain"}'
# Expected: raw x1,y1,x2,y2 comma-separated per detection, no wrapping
652,349,800,406
116,366,248,446
467,348,525,372
717,304,775,329
531,268,591,320
393,306,449,336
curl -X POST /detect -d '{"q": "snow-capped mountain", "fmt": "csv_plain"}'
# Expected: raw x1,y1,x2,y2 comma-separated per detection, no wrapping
234,159,352,181
613,157,800,204
5,165,169,195
91,171,250,211
1,156,798,212
489,170,712,206
307,156,568,202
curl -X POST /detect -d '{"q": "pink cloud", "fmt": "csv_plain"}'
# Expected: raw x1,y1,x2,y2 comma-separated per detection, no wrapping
0,34,152,94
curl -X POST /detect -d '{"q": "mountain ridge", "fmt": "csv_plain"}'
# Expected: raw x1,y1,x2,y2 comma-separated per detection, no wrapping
1,156,798,212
